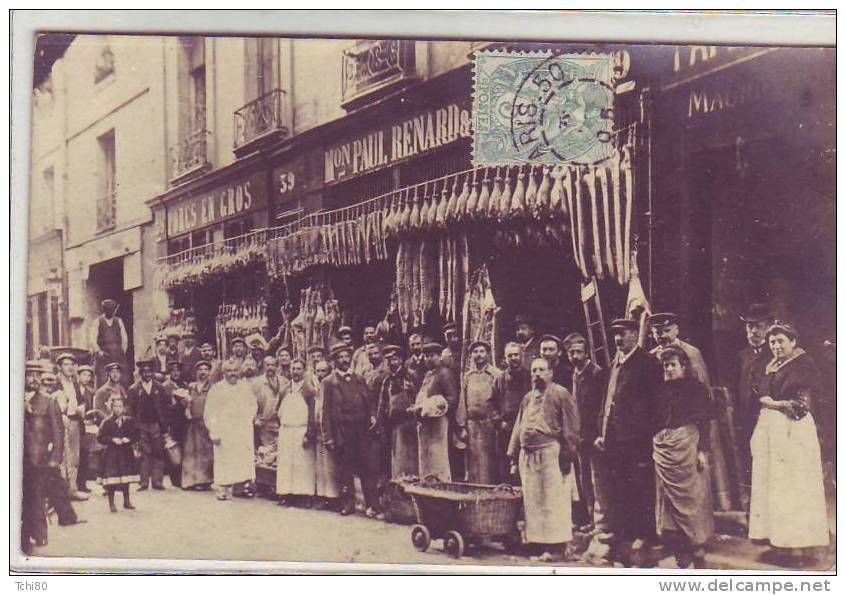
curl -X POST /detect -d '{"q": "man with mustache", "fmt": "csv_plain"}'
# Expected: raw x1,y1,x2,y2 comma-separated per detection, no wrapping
491,341,532,484
593,318,663,566
514,313,540,371
507,357,579,561
320,342,381,518
456,340,502,483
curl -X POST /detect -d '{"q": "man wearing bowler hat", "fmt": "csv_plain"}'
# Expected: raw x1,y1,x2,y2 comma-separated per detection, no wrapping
89,298,129,388
648,313,710,386
515,313,541,371
593,318,662,564
319,341,382,518
456,339,502,483
736,303,774,509
127,358,171,490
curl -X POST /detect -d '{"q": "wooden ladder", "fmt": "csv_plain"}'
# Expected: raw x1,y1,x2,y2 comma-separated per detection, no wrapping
580,277,611,368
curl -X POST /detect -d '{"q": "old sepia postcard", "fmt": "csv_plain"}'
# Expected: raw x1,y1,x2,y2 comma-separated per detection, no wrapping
10,9,836,576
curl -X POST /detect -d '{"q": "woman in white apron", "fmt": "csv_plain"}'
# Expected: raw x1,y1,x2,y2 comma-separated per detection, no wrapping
749,323,829,565
276,360,317,506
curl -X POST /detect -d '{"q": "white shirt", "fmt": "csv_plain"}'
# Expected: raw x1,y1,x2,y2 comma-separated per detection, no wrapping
141,380,153,394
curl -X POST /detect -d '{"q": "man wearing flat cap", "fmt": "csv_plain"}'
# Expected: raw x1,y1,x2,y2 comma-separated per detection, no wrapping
93,362,128,429
376,345,419,479
736,303,774,509
413,339,460,482
89,298,129,388
337,326,354,348
200,342,222,384
648,313,710,386
179,330,203,384
127,358,171,490
319,342,381,518
51,352,88,501
593,318,662,563
456,340,502,483
22,363,82,553
515,313,541,371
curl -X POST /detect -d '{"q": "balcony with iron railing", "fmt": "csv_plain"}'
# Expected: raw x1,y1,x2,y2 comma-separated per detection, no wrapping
341,39,418,109
170,128,212,185
233,88,289,156
96,189,116,233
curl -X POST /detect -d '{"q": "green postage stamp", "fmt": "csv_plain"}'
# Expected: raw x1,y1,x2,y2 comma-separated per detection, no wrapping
472,51,615,166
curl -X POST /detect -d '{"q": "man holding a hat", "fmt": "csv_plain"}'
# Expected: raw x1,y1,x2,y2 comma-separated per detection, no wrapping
179,330,203,384
127,358,171,490
22,363,82,552
319,342,381,517
89,298,129,388
594,318,663,561
648,313,710,386
736,303,774,509
52,352,88,501
413,339,460,482
456,340,502,483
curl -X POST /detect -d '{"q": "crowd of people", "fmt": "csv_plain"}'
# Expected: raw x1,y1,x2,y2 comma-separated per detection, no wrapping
21,299,831,568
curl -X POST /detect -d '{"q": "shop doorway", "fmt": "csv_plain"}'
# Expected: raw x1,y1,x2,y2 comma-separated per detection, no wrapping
87,256,134,374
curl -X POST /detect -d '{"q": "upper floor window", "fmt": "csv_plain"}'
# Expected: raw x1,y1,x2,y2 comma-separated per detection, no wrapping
171,37,211,183
234,38,287,153
244,38,278,101
96,129,117,232
94,44,115,83
341,39,417,110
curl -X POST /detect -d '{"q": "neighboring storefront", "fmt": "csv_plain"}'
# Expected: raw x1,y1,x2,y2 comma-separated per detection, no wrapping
26,229,66,358
650,46,836,387
148,158,272,354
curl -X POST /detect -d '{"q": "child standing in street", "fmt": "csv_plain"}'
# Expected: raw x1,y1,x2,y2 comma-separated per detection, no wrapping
97,396,140,512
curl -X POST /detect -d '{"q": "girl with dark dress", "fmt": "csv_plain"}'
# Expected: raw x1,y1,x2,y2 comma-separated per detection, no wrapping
97,396,140,512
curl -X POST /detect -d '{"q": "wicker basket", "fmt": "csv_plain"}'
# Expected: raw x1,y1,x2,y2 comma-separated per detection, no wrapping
383,479,417,524
405,481,523,538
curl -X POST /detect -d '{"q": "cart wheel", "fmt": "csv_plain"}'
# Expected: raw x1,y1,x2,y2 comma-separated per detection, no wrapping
411,525,431,552
444,530,465,558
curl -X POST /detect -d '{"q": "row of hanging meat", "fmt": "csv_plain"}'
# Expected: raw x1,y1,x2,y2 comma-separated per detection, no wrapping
262,147,636,284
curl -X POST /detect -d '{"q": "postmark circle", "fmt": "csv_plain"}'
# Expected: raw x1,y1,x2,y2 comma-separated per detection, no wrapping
509,54,615,165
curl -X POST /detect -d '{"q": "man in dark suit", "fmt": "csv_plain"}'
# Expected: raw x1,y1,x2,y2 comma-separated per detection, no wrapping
736,303,773,510
594,318,662,562
127,358,172,490
320,342,382,518
564,332,606,532
22,364,82,554
178,330,204,383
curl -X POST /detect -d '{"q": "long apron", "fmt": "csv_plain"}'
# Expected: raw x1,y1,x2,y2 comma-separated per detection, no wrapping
653,423,714,546
314,388,341,498
276,393,316,496
205,383,256,486
62,417,82,490
466,418,497,484
391,422,419,478
519,441,573,544
749,409,829,548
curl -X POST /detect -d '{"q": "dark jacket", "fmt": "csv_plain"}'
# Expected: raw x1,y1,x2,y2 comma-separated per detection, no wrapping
572,361,606,444
490,365,531,426
127,380,171,433
737,344,769,436
320,369,374,448
418,365,460,412
377,369,413,430
179,348,204,384
24,391,64,468
600,347,662,444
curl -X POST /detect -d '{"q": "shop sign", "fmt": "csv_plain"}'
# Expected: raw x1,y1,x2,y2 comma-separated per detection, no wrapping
323,99,472,183
663,46,778,91
272,150,323,205
166,171,267,237
687,78,767,119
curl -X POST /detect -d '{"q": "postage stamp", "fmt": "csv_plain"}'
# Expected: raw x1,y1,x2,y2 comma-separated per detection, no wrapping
473,51,615,166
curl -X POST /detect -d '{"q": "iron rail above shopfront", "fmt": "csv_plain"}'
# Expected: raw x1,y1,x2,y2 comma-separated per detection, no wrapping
233,88,289,155
170,129,212,185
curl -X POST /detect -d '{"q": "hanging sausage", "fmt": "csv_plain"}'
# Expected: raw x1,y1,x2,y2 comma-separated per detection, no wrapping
524,165,538,217
486,168,502,221
475,168,491,219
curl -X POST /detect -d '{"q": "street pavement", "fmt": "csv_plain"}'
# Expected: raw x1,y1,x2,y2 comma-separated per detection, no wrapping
26,482,834,572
